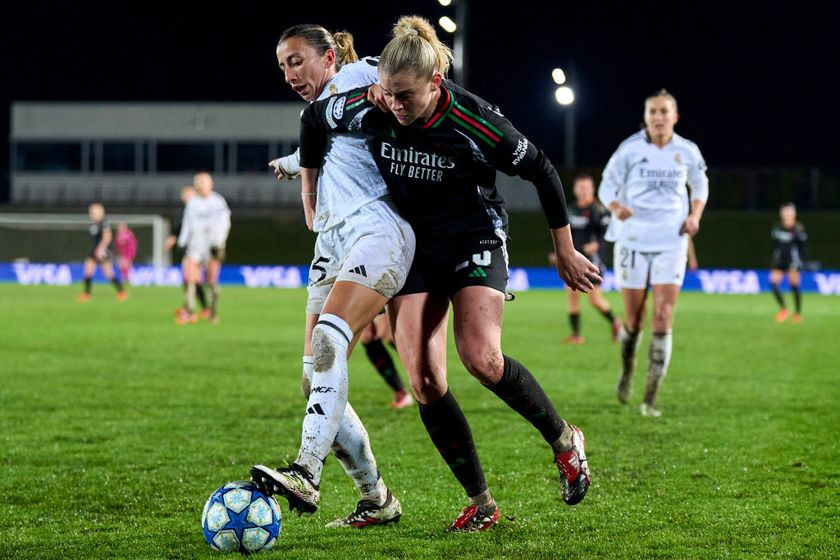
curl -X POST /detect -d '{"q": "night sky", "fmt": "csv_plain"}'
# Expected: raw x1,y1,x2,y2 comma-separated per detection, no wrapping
2,1,838,200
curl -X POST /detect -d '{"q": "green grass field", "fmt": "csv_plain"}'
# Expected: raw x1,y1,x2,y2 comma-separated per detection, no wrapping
1,285,838,559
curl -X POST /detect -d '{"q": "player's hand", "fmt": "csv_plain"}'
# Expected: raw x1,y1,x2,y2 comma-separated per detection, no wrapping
269,151,301,181
680,215,700,237
554,249,601,292
164,235,176,251
612,204,633,221
367,83,390,112
95,248,106,261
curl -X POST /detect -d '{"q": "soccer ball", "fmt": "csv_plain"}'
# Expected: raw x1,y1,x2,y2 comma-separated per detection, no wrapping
201,481,282,553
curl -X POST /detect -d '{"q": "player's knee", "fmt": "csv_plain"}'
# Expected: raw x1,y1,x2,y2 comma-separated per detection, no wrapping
652,306,674,330
459,345,504,384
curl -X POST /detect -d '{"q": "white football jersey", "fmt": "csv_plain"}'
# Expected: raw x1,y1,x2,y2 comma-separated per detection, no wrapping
598,130,709,251
310,56,387,232
178,191,231,248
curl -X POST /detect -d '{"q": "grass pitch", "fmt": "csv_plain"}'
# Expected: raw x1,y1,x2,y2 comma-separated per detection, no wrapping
0,285,837,559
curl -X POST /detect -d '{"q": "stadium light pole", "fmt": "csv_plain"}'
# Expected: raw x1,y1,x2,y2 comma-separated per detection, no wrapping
438,0,468,88
553,67,576,167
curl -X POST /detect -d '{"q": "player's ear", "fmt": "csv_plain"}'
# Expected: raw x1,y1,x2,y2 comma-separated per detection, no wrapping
430,72,442,91
324,48,336,69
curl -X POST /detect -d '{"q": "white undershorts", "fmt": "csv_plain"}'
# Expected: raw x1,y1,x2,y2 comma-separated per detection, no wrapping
613,239,688,290
306,198,415,315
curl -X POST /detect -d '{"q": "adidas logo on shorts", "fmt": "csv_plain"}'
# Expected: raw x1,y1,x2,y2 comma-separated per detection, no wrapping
349,265,367,277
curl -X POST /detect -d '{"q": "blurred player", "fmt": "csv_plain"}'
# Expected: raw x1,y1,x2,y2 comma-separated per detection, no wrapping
78,203,127,301
176,173,230,324
297,16,595,531
166,185,209,321
555,173,621,344
770,202,808,323
599,89,709,417
114,223,137,284
251,24,413,529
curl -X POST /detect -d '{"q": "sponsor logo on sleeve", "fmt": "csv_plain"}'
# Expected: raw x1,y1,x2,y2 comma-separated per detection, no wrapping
512,138,528,166
333,95,346,120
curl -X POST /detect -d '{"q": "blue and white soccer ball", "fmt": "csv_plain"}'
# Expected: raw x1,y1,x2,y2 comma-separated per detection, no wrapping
201,481,282,553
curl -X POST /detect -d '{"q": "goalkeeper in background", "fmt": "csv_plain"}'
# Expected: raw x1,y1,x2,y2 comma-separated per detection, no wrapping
78,203,127,302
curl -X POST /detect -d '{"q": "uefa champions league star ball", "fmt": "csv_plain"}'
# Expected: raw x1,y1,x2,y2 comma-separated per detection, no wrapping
201,481,282,553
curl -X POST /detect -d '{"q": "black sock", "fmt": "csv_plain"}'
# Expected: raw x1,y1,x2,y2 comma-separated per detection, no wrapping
363,340,405,392
600,308,616,323
84,277,92,294
770,283,786,309
111,278,124,292
196,283,208,310
488,355,565,445
417,390,487,498
792,286,801,314
568,313,580,336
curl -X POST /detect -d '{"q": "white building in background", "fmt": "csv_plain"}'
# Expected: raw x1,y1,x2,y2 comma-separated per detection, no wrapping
9,101,541,209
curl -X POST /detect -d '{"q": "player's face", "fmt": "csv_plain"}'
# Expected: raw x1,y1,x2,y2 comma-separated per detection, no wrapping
644,96,679,143
573,178,595,205
277,37,335,102
378,70,442,126
780,206,796,226
194,174,213,196
88,204,104,222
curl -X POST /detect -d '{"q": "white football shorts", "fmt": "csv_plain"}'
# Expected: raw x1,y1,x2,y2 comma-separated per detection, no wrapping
613,239,688,290
306,198,415,315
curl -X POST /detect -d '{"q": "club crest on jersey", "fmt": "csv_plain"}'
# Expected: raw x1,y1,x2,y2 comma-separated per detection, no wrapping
674,152,682,164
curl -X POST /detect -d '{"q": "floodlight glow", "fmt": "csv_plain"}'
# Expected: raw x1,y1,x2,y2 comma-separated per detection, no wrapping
555,86,575,105
438,0,452,5
439,16,457,33
552,68,566,85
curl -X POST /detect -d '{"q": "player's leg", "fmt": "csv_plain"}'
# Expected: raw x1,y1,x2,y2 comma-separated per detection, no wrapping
770,268,788,322
361,315,412,408
563,286,584,344
614,242,650,404
118,256,130,284
101,259,126,299
391,290,497,531
206,248,224,322
177,258,200,323
588,285,621,342
788,269,802,322
453,286,589,507
642,283,680,416
78,257,96,301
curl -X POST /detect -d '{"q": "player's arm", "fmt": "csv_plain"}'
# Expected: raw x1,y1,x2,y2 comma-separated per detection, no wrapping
480,105,599,292
97,225,112,259
598,149,632,220
682,146,710,236
177,206,192,248
269,148,301,180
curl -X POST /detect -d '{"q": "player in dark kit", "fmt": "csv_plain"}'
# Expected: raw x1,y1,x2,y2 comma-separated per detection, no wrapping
555,173,621,344
78,203,126,302
299,16,596,531
770,202,808,323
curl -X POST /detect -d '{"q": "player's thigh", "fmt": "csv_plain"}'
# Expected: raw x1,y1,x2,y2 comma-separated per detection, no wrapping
614,241,650,290
390,292,450,401
788,269,801,286
451,286,505,383
769,269,784,284
650,246,688,287
101,260,114,278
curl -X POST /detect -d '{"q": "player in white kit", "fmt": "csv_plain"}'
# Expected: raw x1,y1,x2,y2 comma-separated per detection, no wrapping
598,89,709,417
250,25,415,529
177,172,230,324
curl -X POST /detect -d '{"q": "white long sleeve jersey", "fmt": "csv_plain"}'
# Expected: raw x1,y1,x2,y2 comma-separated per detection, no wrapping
177,191,231,248
309,57,387,232
598,130,709,251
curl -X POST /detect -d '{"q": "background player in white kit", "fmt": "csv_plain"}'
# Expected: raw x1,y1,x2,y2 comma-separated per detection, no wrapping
598,89,709,417
251,24,415,529
176,172,230,324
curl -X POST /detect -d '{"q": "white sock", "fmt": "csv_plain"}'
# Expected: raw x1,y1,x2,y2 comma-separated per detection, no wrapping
296,314,352,485
302,355,385,503
648,330,673,381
